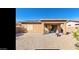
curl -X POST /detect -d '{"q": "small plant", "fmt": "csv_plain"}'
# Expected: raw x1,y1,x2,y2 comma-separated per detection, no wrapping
75,42,79,47
75,42,79,50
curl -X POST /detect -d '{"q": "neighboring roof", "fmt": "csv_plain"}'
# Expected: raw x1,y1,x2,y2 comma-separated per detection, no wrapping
16,22,21,25
19,19,41,24
21,21,41,24
68,20,79,22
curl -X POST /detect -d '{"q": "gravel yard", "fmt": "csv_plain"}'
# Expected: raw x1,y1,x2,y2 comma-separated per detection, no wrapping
16,33,76,50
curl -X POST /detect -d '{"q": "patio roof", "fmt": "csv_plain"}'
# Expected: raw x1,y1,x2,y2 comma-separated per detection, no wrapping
40,19,67,20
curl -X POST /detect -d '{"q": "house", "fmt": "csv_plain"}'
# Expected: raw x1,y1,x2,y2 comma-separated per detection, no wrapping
19,19,67,34
66,20,79,33
16,22,22,27
16,22,26,33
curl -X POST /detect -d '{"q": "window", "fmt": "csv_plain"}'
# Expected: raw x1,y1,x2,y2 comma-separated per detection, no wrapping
27,25,33,30
75,24,79,25
68,25,71,26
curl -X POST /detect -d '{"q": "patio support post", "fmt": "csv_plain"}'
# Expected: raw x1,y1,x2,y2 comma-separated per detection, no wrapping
57,24,61,33
63,22,67,35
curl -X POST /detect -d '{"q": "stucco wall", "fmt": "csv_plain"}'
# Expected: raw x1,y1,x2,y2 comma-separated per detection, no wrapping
33,24,43,33
22,23,42,33
67,27,75,33
66,22,79,33
67,22,79,27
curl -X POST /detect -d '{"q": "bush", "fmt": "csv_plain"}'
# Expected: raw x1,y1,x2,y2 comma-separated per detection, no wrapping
72,27,79,49
72,27,79,41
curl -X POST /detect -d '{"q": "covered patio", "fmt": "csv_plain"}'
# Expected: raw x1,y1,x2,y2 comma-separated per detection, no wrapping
41,20,67,35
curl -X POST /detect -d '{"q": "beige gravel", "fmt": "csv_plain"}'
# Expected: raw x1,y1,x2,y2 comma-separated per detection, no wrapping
16,33,76,50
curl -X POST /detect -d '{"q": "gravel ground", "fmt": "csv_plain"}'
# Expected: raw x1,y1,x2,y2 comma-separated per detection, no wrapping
16,33,76,50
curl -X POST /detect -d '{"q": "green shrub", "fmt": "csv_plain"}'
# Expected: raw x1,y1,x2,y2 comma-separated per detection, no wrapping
72,27,79,49
72,27,79,41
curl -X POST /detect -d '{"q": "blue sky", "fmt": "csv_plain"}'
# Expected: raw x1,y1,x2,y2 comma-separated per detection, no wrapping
16,8,79,22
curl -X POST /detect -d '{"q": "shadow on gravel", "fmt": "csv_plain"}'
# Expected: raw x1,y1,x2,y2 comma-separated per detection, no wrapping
16,33,24,37
35,49,60,50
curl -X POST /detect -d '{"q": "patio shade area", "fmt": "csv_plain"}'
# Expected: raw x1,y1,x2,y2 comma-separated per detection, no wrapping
41,20,67,34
